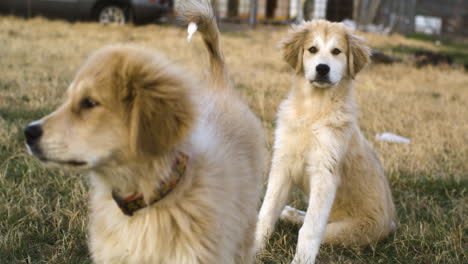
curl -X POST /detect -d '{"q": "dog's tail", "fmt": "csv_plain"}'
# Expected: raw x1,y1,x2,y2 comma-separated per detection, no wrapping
178,0,229,89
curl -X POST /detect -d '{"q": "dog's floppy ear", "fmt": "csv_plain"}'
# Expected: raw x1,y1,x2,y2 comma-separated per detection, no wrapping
347,32,371,79
126,64,195,157
280,24,309,74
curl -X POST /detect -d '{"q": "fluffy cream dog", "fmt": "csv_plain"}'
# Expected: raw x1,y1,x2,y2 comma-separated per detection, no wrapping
255,20,396,263
24,1,265,263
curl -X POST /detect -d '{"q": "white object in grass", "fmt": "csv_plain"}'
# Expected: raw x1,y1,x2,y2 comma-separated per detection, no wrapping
280,205,306,224
187,22,198,42
375,132,410,144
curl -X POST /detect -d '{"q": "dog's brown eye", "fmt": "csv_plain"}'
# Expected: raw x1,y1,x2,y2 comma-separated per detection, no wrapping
80,97,99,109
308,46,318,54
332,48,341,55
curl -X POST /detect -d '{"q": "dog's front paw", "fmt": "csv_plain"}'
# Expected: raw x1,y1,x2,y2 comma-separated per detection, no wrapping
253,237,264,255
290,258,300,264
291,254,315,264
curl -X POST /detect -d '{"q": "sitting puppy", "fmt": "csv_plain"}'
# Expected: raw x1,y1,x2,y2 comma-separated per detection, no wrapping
255,20,396,263
24,1,265,263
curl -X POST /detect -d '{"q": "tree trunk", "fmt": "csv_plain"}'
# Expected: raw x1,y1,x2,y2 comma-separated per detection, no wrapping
249,0,258,29
228,0,239,17
303,0,314,21
295,0,304,23
353,0,362,25
365,0,382,25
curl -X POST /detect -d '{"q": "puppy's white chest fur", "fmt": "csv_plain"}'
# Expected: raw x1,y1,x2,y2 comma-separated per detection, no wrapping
273,92,346,191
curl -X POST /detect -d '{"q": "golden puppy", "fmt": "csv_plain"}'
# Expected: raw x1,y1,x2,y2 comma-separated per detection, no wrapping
255,20,396,263
24,1,265,263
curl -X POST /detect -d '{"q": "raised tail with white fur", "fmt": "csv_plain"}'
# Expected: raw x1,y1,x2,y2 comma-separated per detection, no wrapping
178,0,229,89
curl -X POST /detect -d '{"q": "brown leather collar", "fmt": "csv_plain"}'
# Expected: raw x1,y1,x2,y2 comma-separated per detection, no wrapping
112,152,189,216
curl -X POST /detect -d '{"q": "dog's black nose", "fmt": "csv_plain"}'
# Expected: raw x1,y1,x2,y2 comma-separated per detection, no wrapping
24,123,43,145
316,64,330,76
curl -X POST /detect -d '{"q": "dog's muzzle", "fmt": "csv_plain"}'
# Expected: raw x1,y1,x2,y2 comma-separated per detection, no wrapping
311,64,333,87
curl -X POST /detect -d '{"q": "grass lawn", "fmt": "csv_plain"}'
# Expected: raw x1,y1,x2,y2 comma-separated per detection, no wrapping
0,17,467,263
406,33,468,65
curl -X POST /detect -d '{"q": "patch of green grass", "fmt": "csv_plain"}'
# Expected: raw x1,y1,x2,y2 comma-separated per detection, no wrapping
0,80,18,90
257,174,467,263
406,33,444,43
407,33,465,48
440,47,468,65
389,44,424,55
387,44,468,65
0,107,54,123
0,107,90,264
395,33,468,65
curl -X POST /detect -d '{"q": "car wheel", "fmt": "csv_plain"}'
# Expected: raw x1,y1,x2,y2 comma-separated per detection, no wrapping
97,5,128,24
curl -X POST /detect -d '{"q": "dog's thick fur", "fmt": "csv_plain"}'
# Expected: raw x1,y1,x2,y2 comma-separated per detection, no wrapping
255,20,396,263
25,1,265,263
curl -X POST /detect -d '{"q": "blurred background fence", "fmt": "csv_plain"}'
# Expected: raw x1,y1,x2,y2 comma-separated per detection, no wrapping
176,0,467,36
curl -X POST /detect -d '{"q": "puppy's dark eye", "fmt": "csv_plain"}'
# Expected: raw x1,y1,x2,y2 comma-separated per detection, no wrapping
79,97,99,109
308,46,318,54
332,48,341,55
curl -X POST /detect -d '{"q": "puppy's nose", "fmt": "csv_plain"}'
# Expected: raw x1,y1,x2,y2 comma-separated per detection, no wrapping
24,123,43,145
316,64,330,76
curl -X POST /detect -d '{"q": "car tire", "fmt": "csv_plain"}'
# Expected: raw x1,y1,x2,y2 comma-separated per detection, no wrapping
95,4,130,24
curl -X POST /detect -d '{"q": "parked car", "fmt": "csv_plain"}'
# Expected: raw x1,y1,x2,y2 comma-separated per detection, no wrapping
0,0,172,24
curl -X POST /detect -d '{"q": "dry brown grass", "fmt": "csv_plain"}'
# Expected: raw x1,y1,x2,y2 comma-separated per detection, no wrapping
0,16,467,263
